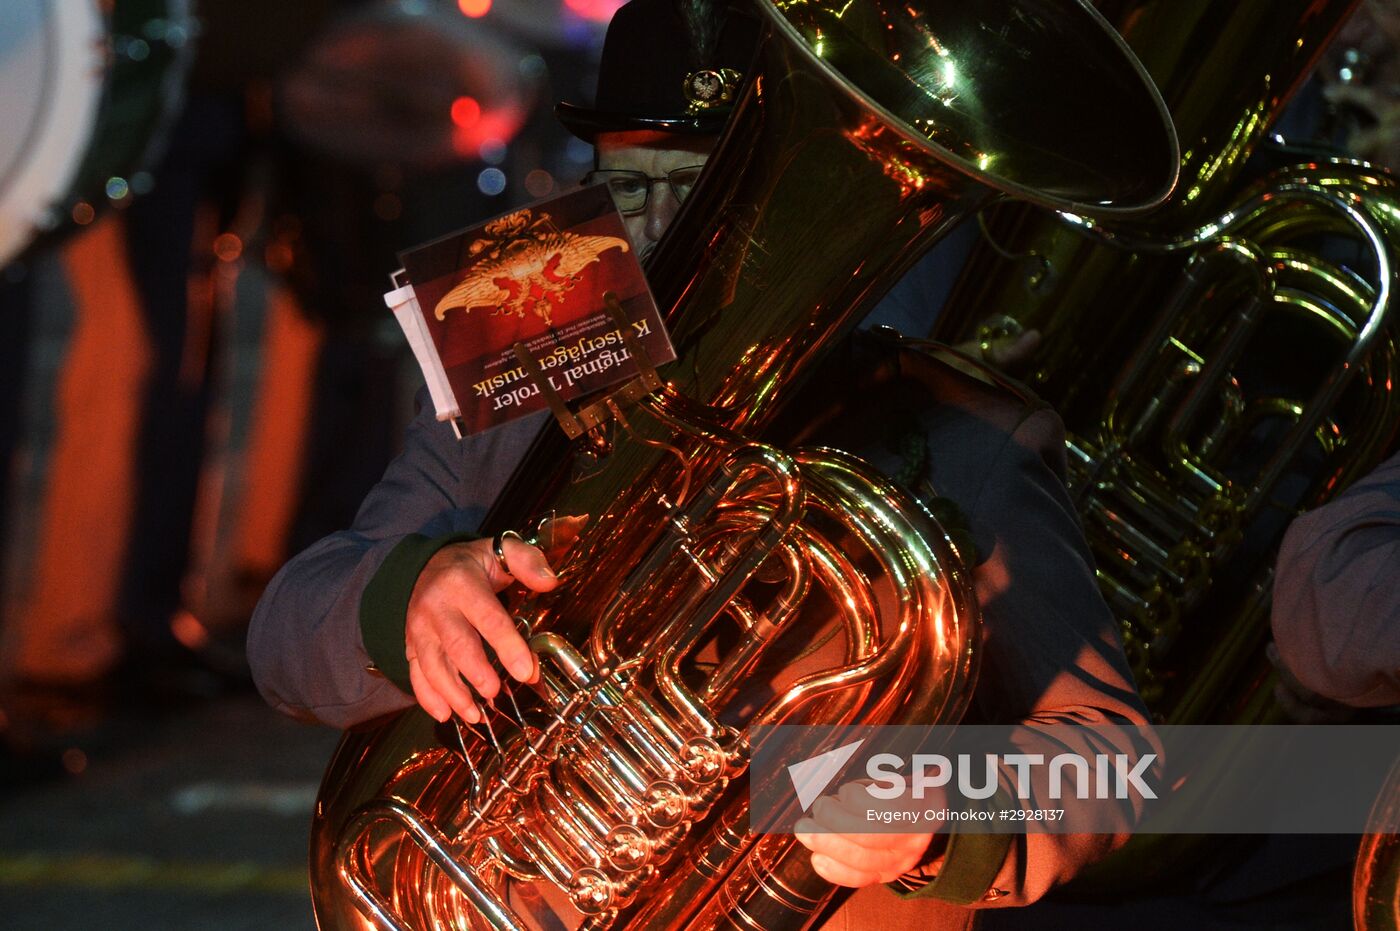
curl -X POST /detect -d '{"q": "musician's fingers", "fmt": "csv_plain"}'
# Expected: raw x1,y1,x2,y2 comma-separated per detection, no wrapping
416,643,480,724
810,792,919,845
406,653,451,723
492,535,559,594
827,782,931,841
794,821,926,883
989,328,1041,368
836,780,878,809
516,651,540,685
454,576,537,683
808,852,884,889
438,612,500,700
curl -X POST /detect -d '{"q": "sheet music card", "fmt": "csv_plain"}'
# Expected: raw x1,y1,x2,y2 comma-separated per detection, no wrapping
393,184,675,436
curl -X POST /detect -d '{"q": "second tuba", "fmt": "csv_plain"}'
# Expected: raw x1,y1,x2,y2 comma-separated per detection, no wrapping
309,1,1178,929
930,0,1400,723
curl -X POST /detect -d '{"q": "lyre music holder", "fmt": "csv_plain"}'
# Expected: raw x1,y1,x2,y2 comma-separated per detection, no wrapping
511,291,664,446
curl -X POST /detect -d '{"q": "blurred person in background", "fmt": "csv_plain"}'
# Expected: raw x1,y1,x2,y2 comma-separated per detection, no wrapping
0,0,611,775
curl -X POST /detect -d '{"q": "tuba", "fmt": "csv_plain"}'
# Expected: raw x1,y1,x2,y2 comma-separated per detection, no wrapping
1050,157,1400,721
931,0,1400,724
309,1,1177,928
1356,757,1400,931
924,0,1400,906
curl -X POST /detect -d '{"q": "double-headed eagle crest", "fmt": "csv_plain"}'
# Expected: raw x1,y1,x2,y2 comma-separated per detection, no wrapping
432,209,629,326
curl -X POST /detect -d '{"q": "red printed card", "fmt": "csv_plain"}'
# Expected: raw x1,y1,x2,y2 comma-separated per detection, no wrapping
397,184,675,436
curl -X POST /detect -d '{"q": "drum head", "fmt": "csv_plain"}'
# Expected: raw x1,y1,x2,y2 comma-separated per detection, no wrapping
0,0,105,267
0,0,194,268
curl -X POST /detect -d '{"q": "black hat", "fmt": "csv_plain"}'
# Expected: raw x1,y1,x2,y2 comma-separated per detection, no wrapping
556,0,759,140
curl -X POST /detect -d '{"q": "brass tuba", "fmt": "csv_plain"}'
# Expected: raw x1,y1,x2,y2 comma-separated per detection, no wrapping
1356,757,1400,931
1050,157,1400,721
924,0,1400,907
308,1,1177,928
934,0,1366,423
931,0,1400,724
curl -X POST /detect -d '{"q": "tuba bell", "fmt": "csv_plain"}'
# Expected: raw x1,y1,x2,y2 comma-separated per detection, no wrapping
309,1,1177,928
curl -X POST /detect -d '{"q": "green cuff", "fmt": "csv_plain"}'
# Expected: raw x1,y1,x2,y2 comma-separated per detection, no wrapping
360,531,477,693
893,831,1014,905
892,786,1017,905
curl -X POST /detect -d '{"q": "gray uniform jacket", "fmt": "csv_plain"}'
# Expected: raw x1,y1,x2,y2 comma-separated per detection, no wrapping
1273,446,1400,708
247,334,1151,919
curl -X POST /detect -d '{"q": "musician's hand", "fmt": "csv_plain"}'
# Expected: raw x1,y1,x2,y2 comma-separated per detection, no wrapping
794,782,941,887
404,533,561,723
953,328,1042,372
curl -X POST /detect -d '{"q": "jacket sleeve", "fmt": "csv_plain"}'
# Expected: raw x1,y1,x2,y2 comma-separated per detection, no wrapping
771,343,1156,913
1271,448,1400,708
246,392,544,729
804,379,1156,926
969,405,1151,906
904,402,1155,908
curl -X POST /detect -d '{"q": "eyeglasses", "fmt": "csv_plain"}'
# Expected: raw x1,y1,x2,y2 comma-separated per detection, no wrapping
583,166,706,215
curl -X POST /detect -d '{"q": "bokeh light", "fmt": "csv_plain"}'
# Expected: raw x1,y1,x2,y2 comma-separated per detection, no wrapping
171,610,211,650
562,0,624,22
105,177,131,202
62,748,88,775
265,241,295,273
451,111,525,161
213,233,243,263
451,96,482,128
478,168,508,196
525,170,555,198
458,0,491,17
565,136,593,165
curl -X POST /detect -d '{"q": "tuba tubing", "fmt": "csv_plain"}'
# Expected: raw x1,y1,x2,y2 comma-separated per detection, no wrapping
1049,161,1400,715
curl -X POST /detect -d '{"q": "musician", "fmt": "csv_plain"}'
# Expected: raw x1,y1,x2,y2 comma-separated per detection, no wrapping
248,0,1154,924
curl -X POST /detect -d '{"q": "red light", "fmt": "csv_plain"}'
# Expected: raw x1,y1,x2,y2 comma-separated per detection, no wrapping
451,96,482,128
562,0,624,22
452,107,526,158
458,0,491,17
213,232,243,262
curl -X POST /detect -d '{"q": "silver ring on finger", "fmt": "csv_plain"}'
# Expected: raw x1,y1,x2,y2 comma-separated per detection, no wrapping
492,529,524,577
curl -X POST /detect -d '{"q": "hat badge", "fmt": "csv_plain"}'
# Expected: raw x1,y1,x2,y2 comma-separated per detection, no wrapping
682,68,743,113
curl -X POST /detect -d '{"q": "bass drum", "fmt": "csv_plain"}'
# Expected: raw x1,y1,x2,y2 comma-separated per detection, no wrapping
0,0,196,267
